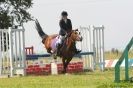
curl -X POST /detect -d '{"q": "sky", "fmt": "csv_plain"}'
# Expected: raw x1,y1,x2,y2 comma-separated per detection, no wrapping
24,0,133,53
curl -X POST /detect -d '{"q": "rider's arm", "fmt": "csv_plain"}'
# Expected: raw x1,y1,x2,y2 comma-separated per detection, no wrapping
68,19,72,30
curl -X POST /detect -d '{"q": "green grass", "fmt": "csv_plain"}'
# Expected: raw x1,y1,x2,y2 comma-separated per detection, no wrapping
0,50,133,88
0,70,133,88
105,50,133,60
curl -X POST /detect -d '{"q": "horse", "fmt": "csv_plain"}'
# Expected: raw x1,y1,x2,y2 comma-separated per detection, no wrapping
35,20,82,73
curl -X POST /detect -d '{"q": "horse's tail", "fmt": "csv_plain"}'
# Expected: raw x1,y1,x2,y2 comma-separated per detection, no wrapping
35,19,48,41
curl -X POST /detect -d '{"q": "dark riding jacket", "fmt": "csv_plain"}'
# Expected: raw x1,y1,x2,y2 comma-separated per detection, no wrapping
59,19,72,36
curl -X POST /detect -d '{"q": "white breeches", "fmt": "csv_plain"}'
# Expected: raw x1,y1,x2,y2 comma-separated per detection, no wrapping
56,35,65,45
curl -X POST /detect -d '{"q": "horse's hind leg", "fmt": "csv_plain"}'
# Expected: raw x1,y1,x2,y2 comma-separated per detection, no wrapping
51,53,57,60
47,48,52,53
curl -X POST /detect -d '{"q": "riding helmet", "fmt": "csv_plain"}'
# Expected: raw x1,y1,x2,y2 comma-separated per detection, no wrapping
61,11,68,16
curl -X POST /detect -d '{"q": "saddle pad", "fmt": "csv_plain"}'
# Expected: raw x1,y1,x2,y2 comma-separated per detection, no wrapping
51,36,59,51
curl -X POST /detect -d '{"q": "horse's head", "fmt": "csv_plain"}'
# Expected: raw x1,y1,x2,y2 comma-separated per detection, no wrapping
69,29,83,42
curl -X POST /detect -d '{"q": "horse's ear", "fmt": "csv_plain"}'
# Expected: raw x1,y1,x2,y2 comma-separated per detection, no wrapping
75,29,78,31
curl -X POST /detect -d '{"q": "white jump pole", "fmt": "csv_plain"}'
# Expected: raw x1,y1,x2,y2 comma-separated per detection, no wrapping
101,27,105,71
9,28,14,77
22,25,26,76
0,32,2,75
93,25,105,71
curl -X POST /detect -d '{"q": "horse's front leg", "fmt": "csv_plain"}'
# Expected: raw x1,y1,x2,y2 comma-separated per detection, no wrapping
65,58,72,72
62,58,67,73
62,58,72,74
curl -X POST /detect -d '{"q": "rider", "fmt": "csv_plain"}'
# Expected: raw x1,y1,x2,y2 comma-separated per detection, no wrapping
56,11,81,55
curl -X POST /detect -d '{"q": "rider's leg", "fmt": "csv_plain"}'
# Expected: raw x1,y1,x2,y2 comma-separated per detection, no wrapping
56,35,65,56
56,35,65,48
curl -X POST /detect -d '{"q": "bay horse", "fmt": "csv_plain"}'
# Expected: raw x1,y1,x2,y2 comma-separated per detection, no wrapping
35,20,82,73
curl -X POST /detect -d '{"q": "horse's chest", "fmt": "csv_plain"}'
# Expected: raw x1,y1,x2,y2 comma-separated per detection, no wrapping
61,47,75,58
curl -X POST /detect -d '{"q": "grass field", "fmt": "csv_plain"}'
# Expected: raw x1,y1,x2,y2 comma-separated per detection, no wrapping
0,51,133,88
0,69,133,88
105,50,133,60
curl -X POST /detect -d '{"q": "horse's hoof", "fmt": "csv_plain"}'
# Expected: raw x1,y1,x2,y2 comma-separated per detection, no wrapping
61,71,66,74
65,73,69,75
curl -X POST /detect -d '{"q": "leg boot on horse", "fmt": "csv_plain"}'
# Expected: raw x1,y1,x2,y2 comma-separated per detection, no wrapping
73,43,81,54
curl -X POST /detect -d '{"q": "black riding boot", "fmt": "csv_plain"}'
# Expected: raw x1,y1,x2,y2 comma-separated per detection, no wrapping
56,44,61,56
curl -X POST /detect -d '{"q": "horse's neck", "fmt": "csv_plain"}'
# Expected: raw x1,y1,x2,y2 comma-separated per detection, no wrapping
66,37,75,50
